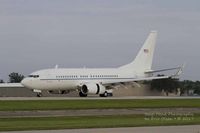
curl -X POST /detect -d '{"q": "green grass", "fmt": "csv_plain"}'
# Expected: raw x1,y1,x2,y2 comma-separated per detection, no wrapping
0,114,199,131
0,99,200,111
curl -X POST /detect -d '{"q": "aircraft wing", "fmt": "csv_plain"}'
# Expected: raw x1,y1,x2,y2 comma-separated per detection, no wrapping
0,83,24,88
145,63,185,75
102,75,169,85
102,64,184,86
145,67,180,74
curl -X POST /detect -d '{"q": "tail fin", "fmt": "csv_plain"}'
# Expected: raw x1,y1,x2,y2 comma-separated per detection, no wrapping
119,31,157,72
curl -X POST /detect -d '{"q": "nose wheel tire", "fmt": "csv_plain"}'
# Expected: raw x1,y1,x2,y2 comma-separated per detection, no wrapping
36,93,42,97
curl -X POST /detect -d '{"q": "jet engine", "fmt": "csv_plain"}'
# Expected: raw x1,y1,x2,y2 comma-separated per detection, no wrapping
81,83,106,95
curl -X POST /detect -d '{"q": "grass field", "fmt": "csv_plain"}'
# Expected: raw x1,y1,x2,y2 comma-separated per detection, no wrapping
0,99,199,131
0,114,199,131
0,99,200,111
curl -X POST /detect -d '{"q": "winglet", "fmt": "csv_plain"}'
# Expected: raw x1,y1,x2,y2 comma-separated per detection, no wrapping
171,63,186,78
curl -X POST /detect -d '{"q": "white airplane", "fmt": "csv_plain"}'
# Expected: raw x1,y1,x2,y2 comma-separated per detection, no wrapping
0,31,184,97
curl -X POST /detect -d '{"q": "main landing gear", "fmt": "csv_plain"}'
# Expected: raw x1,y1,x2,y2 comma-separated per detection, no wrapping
79,91,113,97
99,91,113,97
99,91,108,97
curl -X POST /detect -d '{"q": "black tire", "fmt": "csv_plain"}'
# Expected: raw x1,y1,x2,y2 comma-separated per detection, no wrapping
37,93,42,97
107,93,113,97
99,91,108,97
104,91,108,97
99,94,104,97
79,92,87,97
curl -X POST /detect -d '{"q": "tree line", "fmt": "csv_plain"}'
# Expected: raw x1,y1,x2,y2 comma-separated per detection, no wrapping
0,72,24,83
145,75,200,96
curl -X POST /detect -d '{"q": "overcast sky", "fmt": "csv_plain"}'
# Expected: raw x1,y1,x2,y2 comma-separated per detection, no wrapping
0,0,200,81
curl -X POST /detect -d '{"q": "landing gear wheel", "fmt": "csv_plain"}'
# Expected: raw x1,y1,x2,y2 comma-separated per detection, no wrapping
108,93,113,97
79,92,87,97
37,93,42,97
99,91,108,97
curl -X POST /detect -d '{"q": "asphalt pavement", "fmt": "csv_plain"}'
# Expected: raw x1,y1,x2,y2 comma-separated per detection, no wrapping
0,96,200,100
1,125,200,133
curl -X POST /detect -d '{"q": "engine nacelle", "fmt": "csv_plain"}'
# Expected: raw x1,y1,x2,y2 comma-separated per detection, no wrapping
81,83,106,95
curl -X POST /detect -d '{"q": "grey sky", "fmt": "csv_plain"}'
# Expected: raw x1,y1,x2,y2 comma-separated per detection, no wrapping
0,0,200,81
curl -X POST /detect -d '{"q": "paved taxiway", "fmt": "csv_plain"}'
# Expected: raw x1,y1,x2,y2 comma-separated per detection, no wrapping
2,125,200,133
0,108,199,118
0,96,200,100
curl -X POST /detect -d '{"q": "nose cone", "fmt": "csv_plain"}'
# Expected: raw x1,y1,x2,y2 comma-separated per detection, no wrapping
21,78,30,88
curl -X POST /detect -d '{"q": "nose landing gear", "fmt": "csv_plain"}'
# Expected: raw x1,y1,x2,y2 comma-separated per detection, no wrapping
36,93,42,97
33,89,42,97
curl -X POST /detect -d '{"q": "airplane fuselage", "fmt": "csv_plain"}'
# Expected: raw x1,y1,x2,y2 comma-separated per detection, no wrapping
22,68,146,91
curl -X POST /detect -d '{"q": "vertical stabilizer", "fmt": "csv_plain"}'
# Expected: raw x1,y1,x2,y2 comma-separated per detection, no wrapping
119,31,157,71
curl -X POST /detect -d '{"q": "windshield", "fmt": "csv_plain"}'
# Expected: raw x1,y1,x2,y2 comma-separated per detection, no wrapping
28,75,39,78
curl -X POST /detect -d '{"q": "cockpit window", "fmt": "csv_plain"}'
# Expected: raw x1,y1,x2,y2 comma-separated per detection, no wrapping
28,75,39,78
